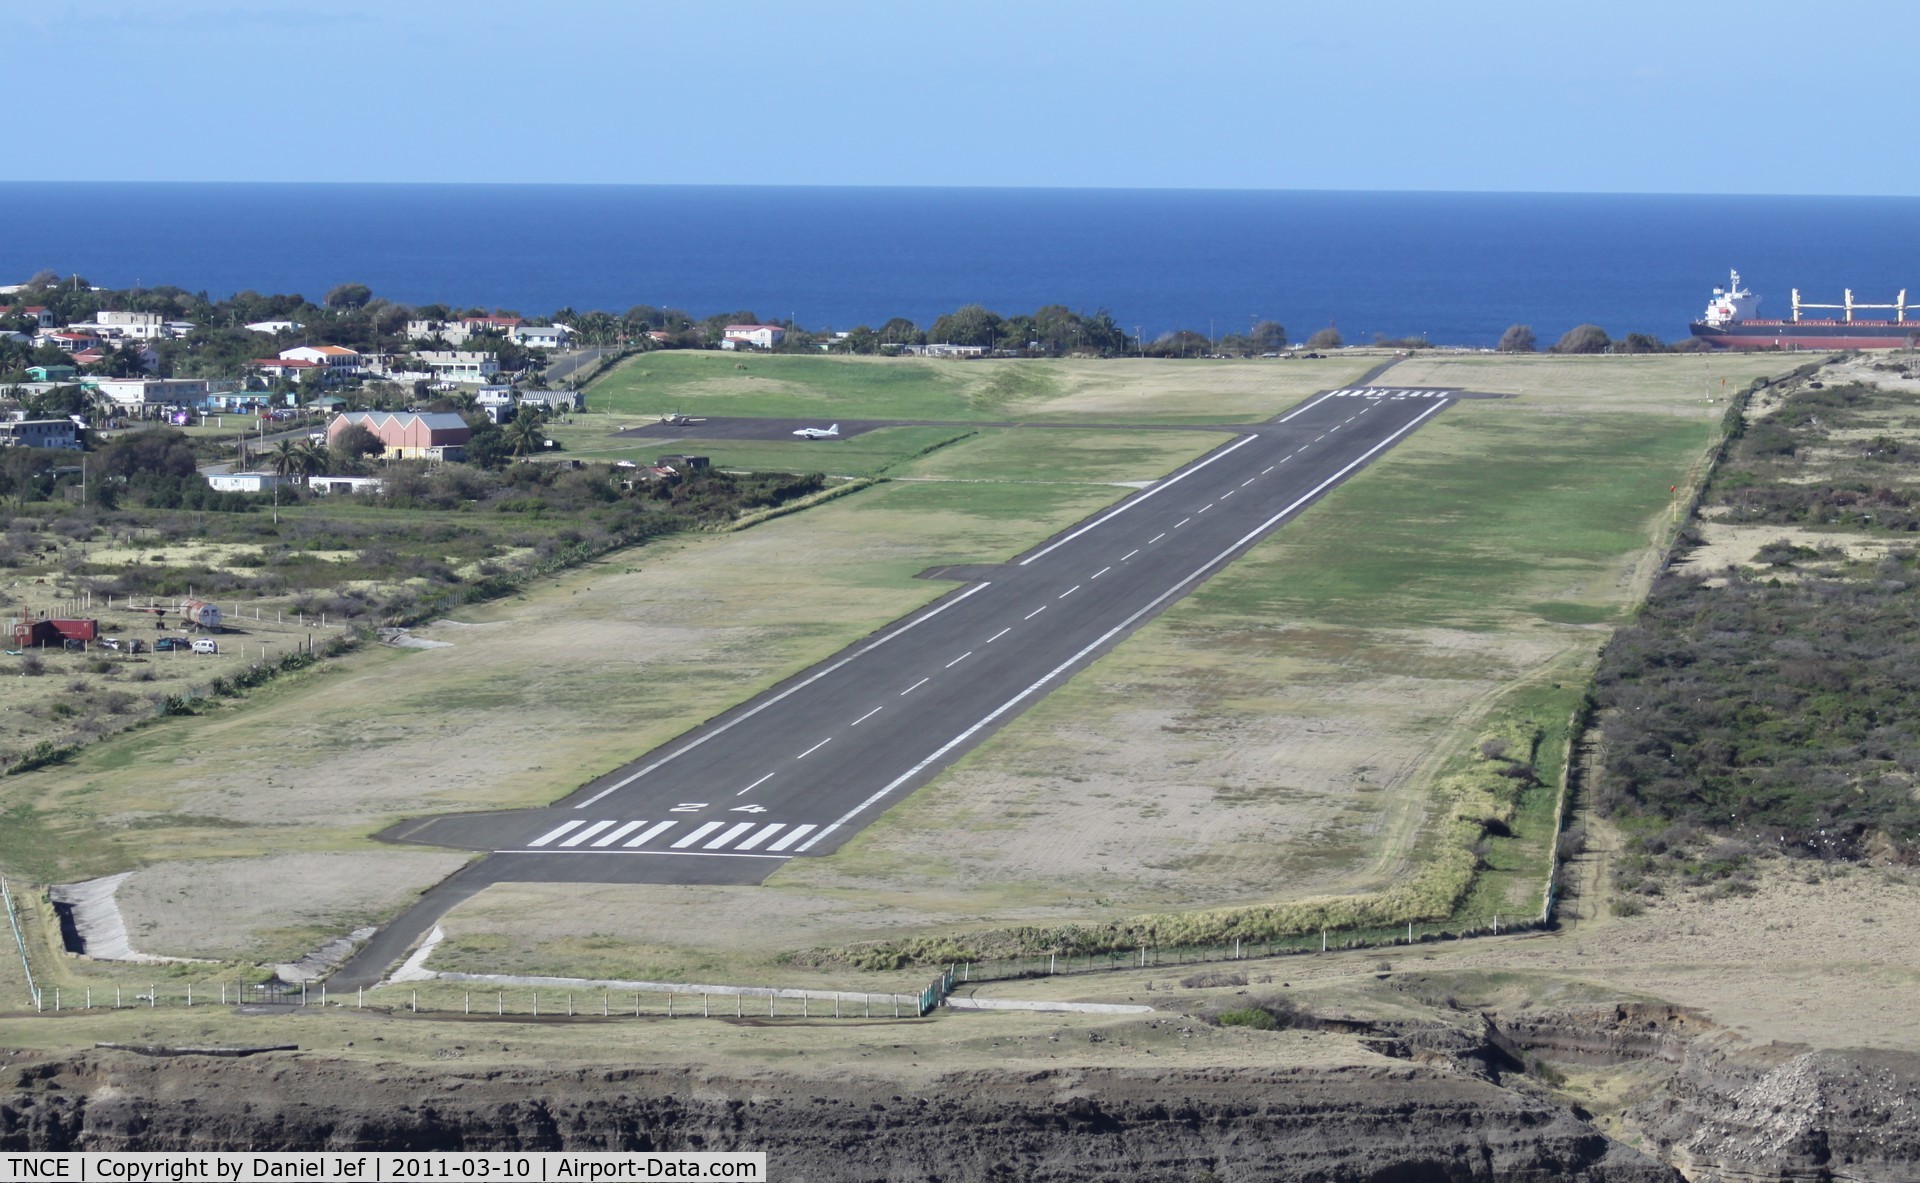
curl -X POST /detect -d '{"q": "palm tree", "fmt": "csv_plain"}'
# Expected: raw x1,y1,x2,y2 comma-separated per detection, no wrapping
504,410,547,458
268,439,301,479
293,440,328,479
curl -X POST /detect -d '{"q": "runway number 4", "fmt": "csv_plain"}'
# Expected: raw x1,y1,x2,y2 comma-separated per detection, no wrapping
670,803,707,812
731,804,768,813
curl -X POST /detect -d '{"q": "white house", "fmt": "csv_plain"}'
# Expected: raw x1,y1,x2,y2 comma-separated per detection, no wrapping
207,472,295,494
92,377,231,413
510,323,571,349
245,320,303,334
414,350,501,382
405,319,471,345
279,345,362,373
475,385,517,423
307,475,384,496
723,324,786,350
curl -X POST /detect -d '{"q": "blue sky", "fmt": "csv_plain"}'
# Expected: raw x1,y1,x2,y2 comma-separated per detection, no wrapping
13,0,1917,194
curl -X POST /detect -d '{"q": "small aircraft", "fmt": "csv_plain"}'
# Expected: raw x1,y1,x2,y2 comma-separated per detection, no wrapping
792,423,840,440
657,412,705,426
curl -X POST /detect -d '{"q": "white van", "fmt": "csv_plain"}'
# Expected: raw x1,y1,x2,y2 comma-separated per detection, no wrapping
191,638,219,655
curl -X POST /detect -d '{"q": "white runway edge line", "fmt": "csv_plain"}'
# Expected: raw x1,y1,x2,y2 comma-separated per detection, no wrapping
797,396,1450,852
1017,434,1260,566
573,581,993,807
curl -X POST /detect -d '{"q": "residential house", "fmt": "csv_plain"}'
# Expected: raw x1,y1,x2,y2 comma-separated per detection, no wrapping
6,307,56,330
510,323,571,349
0,418,81,450
307,475,383,496
251,357,323,382
26,365,77,383
207,472,295,494
92,377,230,416
279,345,362,375
328,410,470,461
475,385,517,423
414,351,500,383
405,319,469,345
722,324,786,350
42,331,102,354
244,320,303,334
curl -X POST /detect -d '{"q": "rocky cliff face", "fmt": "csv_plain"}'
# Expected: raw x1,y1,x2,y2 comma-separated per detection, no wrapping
1628,1040,1920,1183
0,1051,1679,1182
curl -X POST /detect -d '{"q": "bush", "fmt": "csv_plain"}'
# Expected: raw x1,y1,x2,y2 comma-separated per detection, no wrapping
1215,1007,1279,1030
1550,324,1612,354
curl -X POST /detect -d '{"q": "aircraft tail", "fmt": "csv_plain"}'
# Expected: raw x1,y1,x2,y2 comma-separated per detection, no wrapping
827,424,839,435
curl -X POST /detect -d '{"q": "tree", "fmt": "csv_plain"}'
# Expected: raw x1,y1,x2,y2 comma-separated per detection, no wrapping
1551,324,1612,354
1496,325,1536,353
330,421,386,469
1251,321,1288,352
294,440,329,478
99,428,196,480
504,410,548,458
1305,327,1343,350
1617,332,1668,354
877,318,922,346
927,305,1002,348
268,439,302,480
325,283,373,310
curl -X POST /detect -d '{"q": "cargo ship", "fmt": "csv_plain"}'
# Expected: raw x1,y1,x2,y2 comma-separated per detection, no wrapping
1689,270,1920,350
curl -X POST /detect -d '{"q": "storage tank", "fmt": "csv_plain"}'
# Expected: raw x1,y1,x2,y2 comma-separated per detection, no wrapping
179,600,223,631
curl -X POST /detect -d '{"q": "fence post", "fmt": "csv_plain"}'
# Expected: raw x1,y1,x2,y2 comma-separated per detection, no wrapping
53,988,59,1011
411,990,417,1013
149,983,155,1008
85,987,91,1009
568,994,574,1017
357,987,363,1009
665,992,671,1018
321,984,326,1007
301,981,307,1007
185,984,190,1007
865,995,871,1018
533,992,539,1017
1049,953,1056,975
465,992,471,1015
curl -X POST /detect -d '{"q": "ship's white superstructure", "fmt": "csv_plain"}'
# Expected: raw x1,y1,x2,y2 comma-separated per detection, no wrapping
1702,270,1760,326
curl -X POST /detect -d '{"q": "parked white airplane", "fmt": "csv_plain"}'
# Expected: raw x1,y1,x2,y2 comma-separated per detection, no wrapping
792,423,840,439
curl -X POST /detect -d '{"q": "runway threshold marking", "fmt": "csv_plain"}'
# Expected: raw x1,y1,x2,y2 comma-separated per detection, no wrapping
528,820,587,847
705,822,757,849
1017,434,1260,567
737,771,776,795
733,823,785,851
591,821,648,846
767,825,816,852
672,821,726,848
803,397,1452,849
624,821,676,847
574,581,995,808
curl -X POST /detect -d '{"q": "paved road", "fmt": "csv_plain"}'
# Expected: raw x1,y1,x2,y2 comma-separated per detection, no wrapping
332,383,1488,986
544,346,618,388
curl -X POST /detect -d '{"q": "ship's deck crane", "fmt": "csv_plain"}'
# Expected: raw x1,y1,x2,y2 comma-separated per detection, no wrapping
1792,288,1910,324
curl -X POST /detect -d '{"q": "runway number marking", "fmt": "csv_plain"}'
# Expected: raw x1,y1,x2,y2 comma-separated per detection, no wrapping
730,804,768,813
988,627,1012,643
670,802,707,812
797,736,833,758
946,651,973,668
851,706,884,725
737,771,776,795
901,677,930,695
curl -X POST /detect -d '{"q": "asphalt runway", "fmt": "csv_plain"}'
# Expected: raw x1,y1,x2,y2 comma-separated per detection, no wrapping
335,384,1486,986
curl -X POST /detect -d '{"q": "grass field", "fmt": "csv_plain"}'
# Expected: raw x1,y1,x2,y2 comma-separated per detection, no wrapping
0,426,1226,963
419,355,1803,984
584,352,1376,425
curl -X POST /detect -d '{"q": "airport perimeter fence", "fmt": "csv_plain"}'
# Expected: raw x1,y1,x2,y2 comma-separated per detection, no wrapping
15,976,940,1022
941,913,1547,989
1,878,39,1010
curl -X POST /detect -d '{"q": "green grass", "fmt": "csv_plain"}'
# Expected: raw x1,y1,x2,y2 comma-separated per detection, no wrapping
896,427,1230,484
544,422,979,478
1181,406,1713,631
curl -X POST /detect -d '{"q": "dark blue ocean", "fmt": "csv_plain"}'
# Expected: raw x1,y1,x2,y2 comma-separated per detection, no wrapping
4,183,1919,348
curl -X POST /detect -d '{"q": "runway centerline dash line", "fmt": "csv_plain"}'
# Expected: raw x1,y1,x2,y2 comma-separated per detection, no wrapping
797,736,833,759
901,677,929,695
1024,606,1047,620
851,706,883,725
987,627,1011,642
946,651,972,668
736,771,776,796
